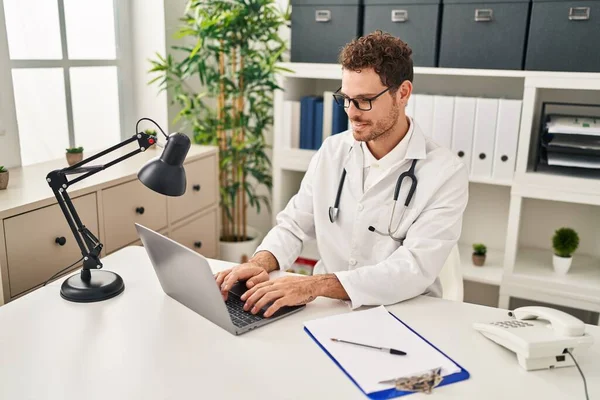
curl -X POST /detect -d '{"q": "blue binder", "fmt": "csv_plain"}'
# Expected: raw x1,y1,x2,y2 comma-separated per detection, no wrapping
299,96,317,150
332,101,348,135
304,311,470,399
313,98,324,150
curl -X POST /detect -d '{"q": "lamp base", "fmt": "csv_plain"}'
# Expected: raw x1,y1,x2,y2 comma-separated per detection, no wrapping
60,270,125,303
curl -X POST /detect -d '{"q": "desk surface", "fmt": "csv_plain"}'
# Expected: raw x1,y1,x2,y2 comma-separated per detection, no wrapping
0,246,598,400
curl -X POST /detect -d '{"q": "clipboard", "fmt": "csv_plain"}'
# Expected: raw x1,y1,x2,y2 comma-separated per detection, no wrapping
304,309,470,399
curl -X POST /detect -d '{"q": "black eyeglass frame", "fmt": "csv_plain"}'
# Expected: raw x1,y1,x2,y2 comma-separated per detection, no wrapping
332,86,393,111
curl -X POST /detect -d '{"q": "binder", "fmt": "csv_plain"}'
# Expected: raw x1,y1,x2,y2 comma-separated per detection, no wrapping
492,99,522,181
283,100,301,149
332,102,348,135
432,96,455,148
322,91,334,143
299,96,316,150
304,306,470,399
414,94,434,138
471,98,499,179
451,97,477,172
314,98,324,150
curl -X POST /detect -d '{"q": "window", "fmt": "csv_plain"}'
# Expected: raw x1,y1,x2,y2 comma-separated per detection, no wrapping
1,0,130,166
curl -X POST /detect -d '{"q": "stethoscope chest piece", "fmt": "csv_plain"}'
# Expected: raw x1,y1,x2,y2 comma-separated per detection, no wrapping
328,207,339,223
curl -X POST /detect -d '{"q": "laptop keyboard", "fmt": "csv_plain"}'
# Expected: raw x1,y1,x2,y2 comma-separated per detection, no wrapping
225,295,264,328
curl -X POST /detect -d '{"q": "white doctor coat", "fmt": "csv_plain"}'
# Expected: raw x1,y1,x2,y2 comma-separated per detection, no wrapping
255,118,469,309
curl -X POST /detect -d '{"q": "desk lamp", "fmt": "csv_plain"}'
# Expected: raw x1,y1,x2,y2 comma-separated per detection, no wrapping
45,118,191,303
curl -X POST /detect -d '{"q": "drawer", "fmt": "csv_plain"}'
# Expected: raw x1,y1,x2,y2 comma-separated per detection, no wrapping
525,0,600,72
4,193,98,297
170,209,218,259
290,0,363,64
363,0,441,67
102,179,167,253
438,0,530,69
168,155,218,224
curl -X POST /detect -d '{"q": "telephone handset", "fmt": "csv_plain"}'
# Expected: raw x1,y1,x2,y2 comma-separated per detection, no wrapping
473,306,594,371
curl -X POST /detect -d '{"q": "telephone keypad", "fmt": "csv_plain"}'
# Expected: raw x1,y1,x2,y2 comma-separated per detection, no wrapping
491,321,534,328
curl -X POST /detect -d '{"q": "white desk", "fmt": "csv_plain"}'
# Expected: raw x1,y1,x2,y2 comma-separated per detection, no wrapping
0,246,598,400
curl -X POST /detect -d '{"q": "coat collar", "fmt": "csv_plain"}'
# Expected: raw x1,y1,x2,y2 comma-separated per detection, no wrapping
340,117,428,199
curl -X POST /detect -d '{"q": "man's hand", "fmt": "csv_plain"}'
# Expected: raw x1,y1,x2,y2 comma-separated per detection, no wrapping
215,263,269,301
240,276,319,318
214,251,279,301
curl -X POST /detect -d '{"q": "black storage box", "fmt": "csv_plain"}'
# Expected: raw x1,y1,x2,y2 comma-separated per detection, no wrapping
363,0,442,67
525,0,600,72
290,0,363,64
438,0,531,69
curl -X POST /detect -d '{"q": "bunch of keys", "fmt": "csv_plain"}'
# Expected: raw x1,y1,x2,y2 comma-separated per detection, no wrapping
378,367,444,394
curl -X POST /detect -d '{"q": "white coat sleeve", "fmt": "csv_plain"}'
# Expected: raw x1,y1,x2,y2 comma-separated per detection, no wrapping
334,161,469,309
253,150,321,271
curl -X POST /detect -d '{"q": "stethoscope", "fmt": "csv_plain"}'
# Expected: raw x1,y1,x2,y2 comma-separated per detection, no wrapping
328,158,418,242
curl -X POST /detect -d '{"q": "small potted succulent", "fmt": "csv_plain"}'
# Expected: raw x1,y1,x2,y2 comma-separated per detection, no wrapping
552,227,579,274
0,165,8,190
472,243,487,267
66,146,84,166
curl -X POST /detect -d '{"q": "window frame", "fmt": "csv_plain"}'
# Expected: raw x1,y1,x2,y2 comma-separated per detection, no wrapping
0,0,134,166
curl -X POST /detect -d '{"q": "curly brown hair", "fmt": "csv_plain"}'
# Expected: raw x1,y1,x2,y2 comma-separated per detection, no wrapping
338,31,413,91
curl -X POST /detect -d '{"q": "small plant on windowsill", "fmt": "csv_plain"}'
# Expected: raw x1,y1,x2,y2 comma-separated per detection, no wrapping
0,165,9,190
552,227,579,275
472,243,487,267
66,146,84,166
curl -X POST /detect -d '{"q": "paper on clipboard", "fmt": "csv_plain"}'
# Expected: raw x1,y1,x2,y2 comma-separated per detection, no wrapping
303,306,461,395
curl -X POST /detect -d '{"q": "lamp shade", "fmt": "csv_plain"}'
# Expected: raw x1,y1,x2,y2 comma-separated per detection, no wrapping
138,132,191,196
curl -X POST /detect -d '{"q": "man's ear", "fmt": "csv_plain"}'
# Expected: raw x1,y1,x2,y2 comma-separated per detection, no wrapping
396,80,412,106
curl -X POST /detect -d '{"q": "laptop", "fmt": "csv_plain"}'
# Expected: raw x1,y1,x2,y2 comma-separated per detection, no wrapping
135,223,305,335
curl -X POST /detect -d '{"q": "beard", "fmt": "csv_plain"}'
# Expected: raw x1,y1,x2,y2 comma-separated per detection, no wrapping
351,100,401,143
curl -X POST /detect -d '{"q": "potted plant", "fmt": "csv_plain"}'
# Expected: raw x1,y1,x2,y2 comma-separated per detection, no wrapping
472,243,487,267
0,166,8,190
66,146,84,166
149,0,290,263
552,227,579,274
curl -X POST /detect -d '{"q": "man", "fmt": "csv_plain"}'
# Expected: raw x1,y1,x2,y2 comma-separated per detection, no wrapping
216,31,469,317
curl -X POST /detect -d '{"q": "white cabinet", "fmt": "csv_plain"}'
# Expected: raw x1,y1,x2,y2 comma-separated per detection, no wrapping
0,145,219,304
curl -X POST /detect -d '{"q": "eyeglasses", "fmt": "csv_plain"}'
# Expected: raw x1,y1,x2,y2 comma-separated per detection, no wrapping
332,86,392,111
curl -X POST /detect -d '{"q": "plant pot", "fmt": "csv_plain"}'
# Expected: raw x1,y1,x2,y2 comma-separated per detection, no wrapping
0,171,8,190
553,254,572,274
66,152,83,166
472,253,486,267
219,226,263,264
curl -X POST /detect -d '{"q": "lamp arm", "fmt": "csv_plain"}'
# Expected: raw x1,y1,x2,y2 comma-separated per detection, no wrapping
46,132,158,282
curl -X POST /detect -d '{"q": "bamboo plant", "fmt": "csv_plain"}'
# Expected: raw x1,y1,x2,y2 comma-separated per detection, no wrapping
149,0,290,242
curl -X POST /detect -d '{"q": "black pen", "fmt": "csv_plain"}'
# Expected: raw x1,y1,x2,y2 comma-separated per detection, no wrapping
330,338,407,356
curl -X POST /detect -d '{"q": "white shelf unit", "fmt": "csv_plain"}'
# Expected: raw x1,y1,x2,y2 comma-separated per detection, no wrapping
272,62,600,322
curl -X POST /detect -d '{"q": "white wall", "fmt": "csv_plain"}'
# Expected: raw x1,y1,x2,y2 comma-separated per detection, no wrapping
129,0,169,142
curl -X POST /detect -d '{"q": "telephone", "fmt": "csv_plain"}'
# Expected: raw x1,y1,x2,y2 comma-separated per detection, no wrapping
473,306,594,371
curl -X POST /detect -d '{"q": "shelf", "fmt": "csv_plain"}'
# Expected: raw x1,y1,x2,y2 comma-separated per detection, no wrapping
276,148,513,187
503,247,600,305
459,244,504,285
469,176,513,187
279,62,600,81
513,172,600,206
275,148,316,172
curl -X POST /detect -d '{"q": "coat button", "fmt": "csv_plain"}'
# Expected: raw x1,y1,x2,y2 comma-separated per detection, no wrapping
349,258,357,266
357,204,364,211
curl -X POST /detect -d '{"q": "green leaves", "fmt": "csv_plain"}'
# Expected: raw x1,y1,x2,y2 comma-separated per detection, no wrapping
552,228,579,258
149,0,288,240
66,147,84,154
472,243,487,256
